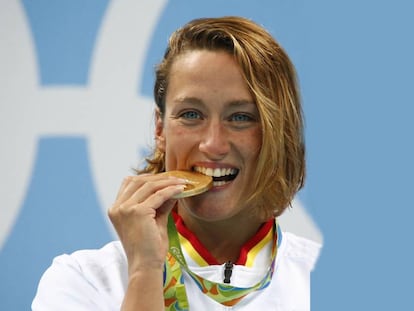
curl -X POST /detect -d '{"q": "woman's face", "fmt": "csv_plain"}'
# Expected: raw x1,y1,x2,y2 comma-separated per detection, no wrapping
156,50,262,222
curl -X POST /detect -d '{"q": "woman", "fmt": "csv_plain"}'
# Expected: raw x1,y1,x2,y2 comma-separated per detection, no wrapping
33,16,320,311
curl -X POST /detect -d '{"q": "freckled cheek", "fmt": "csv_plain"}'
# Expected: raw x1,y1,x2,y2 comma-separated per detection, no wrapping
165,125,194,144
246,143,261,162
240,130,262,161
163,125,196,169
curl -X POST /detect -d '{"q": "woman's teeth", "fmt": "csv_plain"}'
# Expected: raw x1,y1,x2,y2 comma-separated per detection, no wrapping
193,166,238,186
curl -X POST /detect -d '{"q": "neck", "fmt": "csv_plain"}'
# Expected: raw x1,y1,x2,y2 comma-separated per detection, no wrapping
176,209,265,264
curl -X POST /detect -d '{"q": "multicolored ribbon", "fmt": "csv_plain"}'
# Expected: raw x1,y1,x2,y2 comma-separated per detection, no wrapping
163,214,281,310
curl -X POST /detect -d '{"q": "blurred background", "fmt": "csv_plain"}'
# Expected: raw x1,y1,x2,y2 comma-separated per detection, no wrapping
1,0,413,310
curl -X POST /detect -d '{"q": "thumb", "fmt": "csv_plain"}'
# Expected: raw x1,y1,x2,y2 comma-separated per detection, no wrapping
156,199,177,227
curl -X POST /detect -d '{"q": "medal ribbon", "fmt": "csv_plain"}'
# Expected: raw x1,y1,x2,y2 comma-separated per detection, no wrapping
164,214,281,310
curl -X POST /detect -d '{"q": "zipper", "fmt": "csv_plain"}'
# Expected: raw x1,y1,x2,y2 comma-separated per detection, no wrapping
223,261,234,284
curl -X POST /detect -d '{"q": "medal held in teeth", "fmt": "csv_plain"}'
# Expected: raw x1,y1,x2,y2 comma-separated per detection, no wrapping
160,170,213,198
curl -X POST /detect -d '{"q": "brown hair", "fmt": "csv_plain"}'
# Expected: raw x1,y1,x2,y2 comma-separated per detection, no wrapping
140,16,305,218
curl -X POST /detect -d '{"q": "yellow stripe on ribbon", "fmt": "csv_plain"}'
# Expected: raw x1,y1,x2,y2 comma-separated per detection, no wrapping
245,227,273,267
178,233,209,267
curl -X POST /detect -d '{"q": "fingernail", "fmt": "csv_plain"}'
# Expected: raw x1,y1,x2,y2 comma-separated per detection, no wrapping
176,184,186,190
170,177,188,184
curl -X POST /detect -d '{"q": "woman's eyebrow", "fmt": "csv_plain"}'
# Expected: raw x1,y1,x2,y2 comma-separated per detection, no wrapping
172,97,256,111
226,100,256,108
174,96,204,105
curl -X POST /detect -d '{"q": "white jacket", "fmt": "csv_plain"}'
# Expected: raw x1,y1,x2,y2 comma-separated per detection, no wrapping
32,231,320,310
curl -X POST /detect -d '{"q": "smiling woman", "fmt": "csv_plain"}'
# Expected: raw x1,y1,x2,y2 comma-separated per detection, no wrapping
151,18,305,220
32,16,321,311
154,49,263,224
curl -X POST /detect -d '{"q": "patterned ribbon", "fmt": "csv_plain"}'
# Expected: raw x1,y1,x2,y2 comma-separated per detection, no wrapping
163,214,281,310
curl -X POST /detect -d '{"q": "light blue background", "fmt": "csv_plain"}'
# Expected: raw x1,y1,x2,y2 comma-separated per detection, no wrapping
1,0,413,310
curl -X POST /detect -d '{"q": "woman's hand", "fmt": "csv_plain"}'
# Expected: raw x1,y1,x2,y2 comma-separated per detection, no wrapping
108,174,186,276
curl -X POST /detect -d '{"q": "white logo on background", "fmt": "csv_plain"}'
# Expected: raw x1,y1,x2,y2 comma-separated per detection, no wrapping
0,0,322,248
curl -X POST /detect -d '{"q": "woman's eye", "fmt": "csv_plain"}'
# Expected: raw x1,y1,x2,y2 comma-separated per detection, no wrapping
181,110,200,119
179,110,202,120
230,113,254,122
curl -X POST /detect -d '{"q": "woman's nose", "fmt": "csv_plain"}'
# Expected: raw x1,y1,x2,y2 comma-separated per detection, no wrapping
198,121,230,159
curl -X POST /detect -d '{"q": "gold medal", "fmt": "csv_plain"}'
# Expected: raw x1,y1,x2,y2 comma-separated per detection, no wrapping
160,170,213,198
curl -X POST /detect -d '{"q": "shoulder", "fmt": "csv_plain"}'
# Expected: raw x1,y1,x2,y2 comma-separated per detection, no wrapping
47,241,126,273
51,240,128,285
32,241,127,310
278,232,322,271
63,240,126,267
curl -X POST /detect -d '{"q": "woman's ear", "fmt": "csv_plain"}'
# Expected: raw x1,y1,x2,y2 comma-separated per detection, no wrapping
155,108,166,152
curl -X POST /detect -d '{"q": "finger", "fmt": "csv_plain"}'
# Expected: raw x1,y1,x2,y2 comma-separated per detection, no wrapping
115,174,186,204
126,178,186,205
110,182,184,220
115,176,135,199
124,183,184,216
115,174,152,201
145,184,185,218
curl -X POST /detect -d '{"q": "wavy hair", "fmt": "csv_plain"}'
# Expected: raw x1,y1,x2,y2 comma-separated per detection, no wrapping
140,16,305,218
